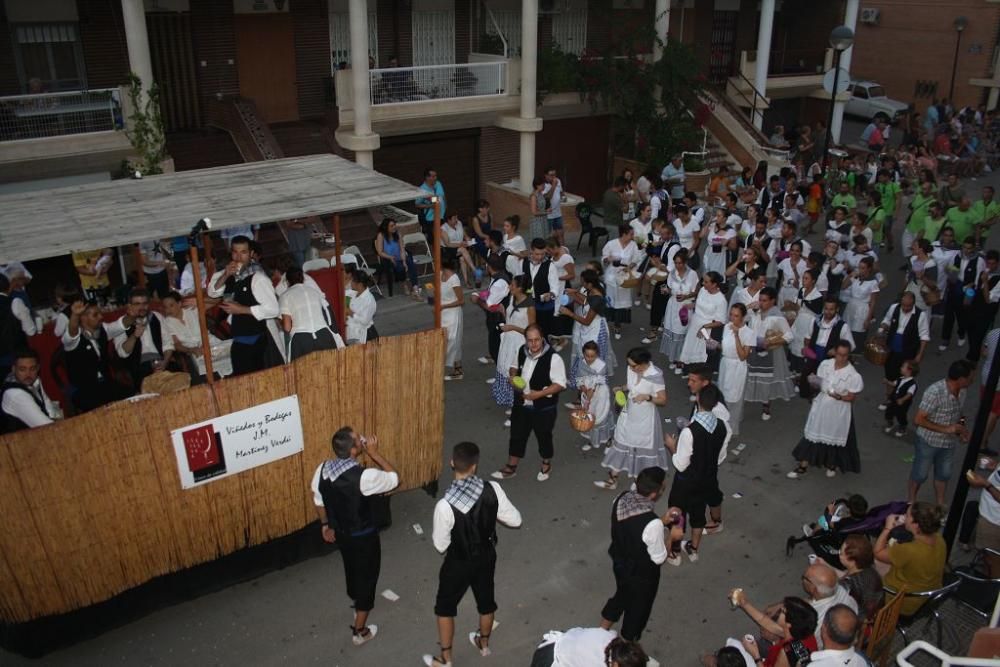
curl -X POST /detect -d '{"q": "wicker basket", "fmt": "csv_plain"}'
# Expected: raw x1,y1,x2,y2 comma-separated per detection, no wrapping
921,285,941,306
864,337,889,366
620,272,641,289
569,409,596,432
764,330,786,348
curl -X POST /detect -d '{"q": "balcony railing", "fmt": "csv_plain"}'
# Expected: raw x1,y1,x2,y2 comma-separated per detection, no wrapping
0,88,123,142
369,62,508,106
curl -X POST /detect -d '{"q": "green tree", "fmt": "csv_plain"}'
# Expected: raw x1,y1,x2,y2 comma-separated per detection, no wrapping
124,73,167,176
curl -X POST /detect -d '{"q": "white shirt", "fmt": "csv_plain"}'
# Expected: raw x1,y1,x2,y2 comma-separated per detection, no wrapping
220,225,258,243
179,262,207,296
309,464,400,505
553,252,575,282
206,270,280,321
441,221,466,247
979,467,1000,525
543,178,564,219
525,259,562,300
1,377,56,428
503,235,527,276
672,416,732,471
641,518,669,565
164,307,205,349
62,319,127,353
140,240,170,275
280,284,331,335
485,275,510,308
432,480,522,552
812,316,856,350
519,347,568,397
8,294,36,336
810,586,859,642
549,627,618,667
880,304,931,341
808,647,869,667
113,312,174,360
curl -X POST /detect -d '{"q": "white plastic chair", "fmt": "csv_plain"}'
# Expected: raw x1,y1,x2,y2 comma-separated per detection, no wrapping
402,232,433,277
302,257,330,272
330,254,357,268
343,245,383,296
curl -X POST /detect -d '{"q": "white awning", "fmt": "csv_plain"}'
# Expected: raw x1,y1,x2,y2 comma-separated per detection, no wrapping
0,154,426,264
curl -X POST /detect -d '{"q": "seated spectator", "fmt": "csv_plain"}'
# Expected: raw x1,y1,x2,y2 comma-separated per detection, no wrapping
375,218,421,299
113,288,173,388
161,291,232,381
770,125,790,150
708,166,732,204
808,605,866,667
803,495,869,536
530,629,647,667
1,347,61,433
280,266,343,361
62,300,132,412
73,247,113,303
835,534,883,622
51,283,82,339
178,247,208,297
730,591,818,667
874,501,946,616
703,644,754,667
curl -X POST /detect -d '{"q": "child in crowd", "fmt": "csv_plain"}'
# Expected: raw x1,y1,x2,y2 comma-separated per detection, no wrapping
574,341,614,452
883,359,919,437
803,494,869,537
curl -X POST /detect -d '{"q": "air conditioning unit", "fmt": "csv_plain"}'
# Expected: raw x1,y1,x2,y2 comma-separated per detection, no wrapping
860,8,880,25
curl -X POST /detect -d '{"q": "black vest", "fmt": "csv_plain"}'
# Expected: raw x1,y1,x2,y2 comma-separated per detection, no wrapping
0,293,27,360
677,419,726,483
65,326,112,391
810,318,848,352
974,272,1000,309
952,254,980,289
522,258,554,308
608,492,660,580
888,305,923,359
515,346,559,409
657,240,681,268
446,481,499,560
0,380,48,433
225,273,267,337
761,188,784,214
891,377,917,401
317,464,376,541
125,315,164,365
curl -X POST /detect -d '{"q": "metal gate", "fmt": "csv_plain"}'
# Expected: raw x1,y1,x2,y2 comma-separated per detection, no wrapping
487,9,522,57
329,10,378,68
709,10,738,84
412,10,456,92
552,0,587,56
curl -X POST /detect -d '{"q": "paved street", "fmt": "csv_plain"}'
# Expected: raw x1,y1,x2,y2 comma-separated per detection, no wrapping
3,169,997,666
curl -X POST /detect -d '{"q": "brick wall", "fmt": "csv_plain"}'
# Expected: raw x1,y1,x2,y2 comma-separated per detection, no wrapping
455,0,470,63
78,0,129,88
191,0,240,121
292,0,330,119
377,0,412,65
537,115,611,202
850,0,999,110
0,5,19,95
479,126,519,198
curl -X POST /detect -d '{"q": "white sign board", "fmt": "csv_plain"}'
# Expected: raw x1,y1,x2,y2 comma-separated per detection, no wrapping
171,395,304,489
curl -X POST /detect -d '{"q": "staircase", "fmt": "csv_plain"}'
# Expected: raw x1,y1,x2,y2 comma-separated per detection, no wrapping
700,78,791,173
204,98,285,162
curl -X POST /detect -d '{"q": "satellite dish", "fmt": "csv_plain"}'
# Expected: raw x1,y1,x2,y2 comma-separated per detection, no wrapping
822,68,851,95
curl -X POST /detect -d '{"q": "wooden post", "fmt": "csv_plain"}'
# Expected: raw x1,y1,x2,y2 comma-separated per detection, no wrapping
132,244,147,288
334,214,346,336
189,245,215,384
432,199,442,329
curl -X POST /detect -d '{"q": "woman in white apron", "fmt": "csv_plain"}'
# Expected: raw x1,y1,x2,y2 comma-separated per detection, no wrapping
718,303,756,439
745,286,795,420
841,257,880,351
905,238,939,311
439,259,465,380
701,208,737,276
594,347,669,489
673,206,702,271
573,342,614,452
279,266,342,361
678,271,728,366
561,269,616,387
777,241,808,308
788,341,864,478
601,225,640,339
345,272,377,345
492,275,535,424
660,249,700,373
788,269,824,373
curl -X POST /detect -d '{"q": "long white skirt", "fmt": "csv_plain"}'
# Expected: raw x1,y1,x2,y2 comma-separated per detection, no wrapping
496,330,525,376
442,307,463,367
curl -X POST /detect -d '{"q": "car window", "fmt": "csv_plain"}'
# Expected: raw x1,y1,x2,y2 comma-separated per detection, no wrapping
868,86,885,98
854,86,868,99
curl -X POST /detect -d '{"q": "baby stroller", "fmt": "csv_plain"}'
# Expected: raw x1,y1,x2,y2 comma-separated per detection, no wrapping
785,500,909,568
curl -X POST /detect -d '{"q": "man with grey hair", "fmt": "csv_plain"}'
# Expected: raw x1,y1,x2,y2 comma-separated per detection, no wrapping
310,427,399,647
809,605,867,665
800,563,858,643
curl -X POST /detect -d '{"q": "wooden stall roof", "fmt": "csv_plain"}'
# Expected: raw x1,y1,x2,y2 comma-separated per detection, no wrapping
0,155,426,264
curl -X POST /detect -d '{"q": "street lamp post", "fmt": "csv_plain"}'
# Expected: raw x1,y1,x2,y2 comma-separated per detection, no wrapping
823,26,855,169
949,16,969,105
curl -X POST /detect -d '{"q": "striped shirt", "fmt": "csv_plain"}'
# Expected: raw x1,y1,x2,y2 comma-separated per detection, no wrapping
915,379,966,449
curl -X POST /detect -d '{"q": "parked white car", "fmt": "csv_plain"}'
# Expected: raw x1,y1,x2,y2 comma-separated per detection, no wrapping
844,81,910,122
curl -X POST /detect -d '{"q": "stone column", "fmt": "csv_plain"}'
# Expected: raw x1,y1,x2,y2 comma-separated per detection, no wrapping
653,0,670,62
518,0,540,193
121,0,153,92
348,0,378,168
752,0,775,130
830,0,860,145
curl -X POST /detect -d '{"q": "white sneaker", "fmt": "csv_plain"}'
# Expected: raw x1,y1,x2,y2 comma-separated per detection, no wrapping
761,412,772,421
825,468,837,478
645,304,652,310
674,367,683,375
503,419,511,427
469,631,492,657
958,337,967,347
938,344,948,352
883,425,895,434
877,402,888,411
681,540,699,563
634,299,642,306
477,356,492,365
593,479,617,490
614,332,622,340
486,377,496,385
787,469,805,479
641,336,657,344
582,444,592,452
505,409,512,416
802,523,814,537
688,394,696,402
537,469,551,482
666,553,682,566
352,624,378,646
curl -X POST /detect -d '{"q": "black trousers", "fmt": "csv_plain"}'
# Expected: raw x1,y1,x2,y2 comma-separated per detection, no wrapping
340,533,381,612
509,405,557,460
433,548,498,617
600,563,660,641
144,271,170,299
535,306,555,338
942,293,970,342
966,305,998,362
486,311,503,362
884,350,907,382
650,280,668,328
289,328,339,361
230,335,279,376
885,398,913,429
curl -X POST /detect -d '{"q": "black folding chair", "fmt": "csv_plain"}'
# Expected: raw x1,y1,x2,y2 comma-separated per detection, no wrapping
575,202,609,256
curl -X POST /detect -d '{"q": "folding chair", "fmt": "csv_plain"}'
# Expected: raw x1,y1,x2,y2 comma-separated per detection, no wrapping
343,245,383,296
862,590,905,667
402,232,434,277
885,574,962,651
953,548,1000,620
302,257,330,272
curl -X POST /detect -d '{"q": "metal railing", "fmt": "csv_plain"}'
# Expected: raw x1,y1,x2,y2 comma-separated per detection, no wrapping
0,88,122,142
369,62,507,106
769,48,827,76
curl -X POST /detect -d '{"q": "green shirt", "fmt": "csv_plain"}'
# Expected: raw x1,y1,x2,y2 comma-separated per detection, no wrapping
924,216,947,242
906,193,935,235
945,206,977,242
867,207,887,243
876,181,901,216
831,193,857,212
971,199,1000,239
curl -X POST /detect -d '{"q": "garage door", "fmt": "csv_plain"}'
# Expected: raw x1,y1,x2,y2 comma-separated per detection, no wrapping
374,129,479,219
